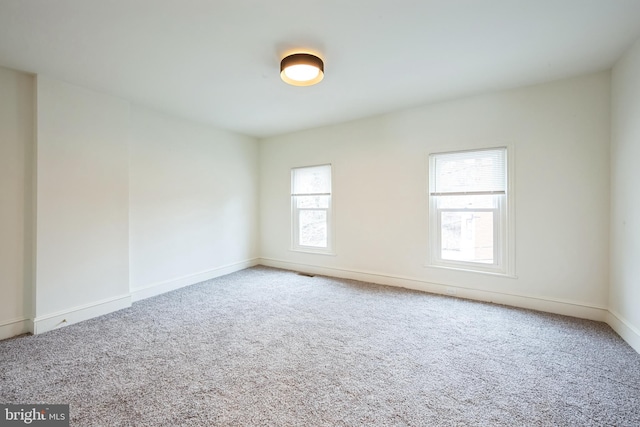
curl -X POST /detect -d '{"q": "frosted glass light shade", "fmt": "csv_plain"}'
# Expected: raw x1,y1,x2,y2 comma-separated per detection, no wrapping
280,53,324,86
284,64,320,82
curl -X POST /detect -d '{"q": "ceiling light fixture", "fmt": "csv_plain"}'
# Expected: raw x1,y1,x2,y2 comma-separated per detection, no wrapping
280,53,324,86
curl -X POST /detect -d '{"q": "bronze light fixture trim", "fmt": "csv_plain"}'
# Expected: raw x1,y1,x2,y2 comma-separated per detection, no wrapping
280,53,324,86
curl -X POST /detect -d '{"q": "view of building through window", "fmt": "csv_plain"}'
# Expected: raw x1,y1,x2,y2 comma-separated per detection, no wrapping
441,211,494,263
429,148,507,272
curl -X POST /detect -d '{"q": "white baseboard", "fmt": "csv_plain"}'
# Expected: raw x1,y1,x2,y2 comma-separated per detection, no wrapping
607,310,640,354
130,258,259,302
258,258,609,322
32,294,132,335
0,318,31,341
9,258,638,355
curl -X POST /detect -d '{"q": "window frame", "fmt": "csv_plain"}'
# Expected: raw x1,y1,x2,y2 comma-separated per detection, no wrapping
290,164,334,255
428,147,513,276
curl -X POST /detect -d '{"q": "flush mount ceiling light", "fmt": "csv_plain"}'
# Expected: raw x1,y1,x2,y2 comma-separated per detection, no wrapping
280,53,324,86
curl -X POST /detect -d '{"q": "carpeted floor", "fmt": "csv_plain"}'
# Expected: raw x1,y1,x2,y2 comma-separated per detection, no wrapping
1,266,639,426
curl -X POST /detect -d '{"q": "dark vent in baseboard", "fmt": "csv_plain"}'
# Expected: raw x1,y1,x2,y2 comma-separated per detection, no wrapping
297,272,315,277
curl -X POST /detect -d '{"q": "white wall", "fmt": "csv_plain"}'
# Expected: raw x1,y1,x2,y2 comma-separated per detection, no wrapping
610,38,640,353
0,71,259,338
129,106,259,300
0,66,34,339
34,76,131,332
260,72,611,320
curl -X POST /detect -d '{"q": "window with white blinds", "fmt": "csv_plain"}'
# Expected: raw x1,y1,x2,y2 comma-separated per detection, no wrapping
292,165,331,196
431,148,506,196
291,164,333,253
429,148,510,274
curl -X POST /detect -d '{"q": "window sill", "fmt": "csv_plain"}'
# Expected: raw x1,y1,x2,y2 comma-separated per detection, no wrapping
289,248,336,256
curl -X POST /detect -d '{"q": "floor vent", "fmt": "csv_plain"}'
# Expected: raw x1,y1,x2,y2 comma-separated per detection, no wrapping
297,272,315,277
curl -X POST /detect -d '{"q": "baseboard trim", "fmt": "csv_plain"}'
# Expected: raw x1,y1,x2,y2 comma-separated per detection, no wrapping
32,294,132,335
606,310,640,354
0,318,31,341
130,258,260,302
258,258,608,322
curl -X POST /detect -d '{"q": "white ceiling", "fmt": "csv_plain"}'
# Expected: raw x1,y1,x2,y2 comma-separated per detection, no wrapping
1,0,639,138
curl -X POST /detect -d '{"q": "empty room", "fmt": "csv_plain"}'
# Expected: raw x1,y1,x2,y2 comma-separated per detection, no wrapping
1,0,640,425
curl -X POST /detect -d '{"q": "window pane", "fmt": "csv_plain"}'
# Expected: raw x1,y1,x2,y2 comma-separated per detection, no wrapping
441,211,493,264
299,210,327,247
297,195,329,209
436,194,495,209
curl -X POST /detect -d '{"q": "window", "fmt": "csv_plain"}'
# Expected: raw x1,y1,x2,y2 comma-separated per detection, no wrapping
291,164,333,253
428,148,510,274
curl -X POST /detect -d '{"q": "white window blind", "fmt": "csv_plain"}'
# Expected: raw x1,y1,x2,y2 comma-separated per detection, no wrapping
292,164,332,196
431,148,506,196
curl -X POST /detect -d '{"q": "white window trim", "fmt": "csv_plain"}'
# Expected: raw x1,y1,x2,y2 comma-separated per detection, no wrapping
290,164,335,255
427,146,516,277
